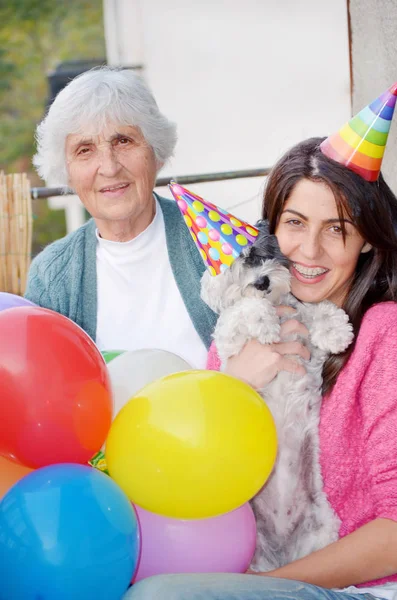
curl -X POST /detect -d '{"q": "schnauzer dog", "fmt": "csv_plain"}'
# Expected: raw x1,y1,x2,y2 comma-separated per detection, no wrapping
201,221,354,572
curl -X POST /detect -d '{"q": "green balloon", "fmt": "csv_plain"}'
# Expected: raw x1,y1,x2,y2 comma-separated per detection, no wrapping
101,350,126,364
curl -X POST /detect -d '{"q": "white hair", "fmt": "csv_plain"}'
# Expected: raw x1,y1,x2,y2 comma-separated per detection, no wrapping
33,67,177,186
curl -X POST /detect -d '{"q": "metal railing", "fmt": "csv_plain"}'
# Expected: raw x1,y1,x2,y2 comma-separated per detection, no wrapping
30,167,272,199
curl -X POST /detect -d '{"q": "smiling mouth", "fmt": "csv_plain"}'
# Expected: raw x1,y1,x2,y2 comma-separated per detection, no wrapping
100,183,130,193
292,262,329,278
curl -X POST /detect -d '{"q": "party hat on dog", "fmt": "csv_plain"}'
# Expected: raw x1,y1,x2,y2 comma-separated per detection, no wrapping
320,82,397,182
169,181,259,276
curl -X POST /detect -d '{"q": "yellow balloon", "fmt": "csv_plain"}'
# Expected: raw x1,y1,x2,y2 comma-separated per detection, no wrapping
106,370,277,519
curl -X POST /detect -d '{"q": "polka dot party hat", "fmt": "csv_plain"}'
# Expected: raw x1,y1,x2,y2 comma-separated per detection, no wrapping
169,181,259,276
320,82,397,182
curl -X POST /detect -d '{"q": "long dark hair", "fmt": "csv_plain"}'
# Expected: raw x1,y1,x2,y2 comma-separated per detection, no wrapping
263,137,397,394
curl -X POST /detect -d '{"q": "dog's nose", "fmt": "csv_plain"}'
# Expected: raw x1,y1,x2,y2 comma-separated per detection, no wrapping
254,275,270,291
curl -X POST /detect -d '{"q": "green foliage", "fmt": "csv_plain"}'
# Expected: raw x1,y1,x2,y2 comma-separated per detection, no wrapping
31,199,67,257
0,48,16,92
0,0,106,249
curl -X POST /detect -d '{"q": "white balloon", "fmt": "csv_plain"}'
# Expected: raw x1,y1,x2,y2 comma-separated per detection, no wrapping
108,348,193,417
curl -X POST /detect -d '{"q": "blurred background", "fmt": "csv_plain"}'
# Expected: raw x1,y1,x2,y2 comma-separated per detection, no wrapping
1,0,396,258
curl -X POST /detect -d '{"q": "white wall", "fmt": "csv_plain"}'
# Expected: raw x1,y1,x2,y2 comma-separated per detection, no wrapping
104,0,351,226
349,0,397,194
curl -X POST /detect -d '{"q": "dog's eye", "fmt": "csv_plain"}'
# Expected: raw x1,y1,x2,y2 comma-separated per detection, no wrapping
254,276,270,291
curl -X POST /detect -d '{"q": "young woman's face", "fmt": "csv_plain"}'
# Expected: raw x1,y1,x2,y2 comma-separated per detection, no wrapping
275,179,372,306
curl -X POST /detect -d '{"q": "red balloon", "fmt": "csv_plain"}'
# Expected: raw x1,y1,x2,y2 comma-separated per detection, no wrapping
0,307,112,468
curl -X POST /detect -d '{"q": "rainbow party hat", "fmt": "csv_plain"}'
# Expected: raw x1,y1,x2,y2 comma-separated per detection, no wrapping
320,82,397,181
169,181,259,275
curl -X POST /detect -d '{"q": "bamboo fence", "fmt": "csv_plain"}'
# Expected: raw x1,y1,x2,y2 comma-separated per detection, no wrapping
0,172,33,295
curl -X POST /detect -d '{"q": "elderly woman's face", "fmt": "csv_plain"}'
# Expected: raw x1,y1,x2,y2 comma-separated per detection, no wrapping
65,124,158,229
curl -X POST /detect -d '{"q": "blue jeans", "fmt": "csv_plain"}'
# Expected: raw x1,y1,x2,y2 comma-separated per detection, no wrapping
123,574,378,600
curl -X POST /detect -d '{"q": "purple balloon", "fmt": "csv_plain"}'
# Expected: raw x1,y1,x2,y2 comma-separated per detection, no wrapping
134,503,256,583
0,293,35,312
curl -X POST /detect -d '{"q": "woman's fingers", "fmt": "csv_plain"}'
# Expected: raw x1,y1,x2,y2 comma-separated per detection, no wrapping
280,318,309,338
276,305,297,318
271,340,310,361
276,356,306,377
224,335,308,391
276,306,309,344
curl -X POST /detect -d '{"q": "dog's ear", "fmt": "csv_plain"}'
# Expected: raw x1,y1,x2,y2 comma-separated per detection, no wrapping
200,268,234,314
255,219,270,234
245,220,290,269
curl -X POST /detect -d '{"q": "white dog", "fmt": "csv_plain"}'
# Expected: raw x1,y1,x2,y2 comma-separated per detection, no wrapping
201,222,354,572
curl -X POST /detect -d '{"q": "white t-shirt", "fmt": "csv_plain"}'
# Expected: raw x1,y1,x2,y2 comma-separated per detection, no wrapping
95,200,208,368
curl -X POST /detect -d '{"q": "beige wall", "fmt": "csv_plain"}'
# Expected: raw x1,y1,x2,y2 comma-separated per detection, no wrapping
349,0,397,192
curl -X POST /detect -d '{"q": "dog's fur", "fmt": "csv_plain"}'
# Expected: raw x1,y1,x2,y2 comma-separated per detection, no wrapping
201,222,354,571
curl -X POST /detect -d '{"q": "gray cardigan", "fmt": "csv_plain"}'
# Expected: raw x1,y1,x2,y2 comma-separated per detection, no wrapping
25,194,217,349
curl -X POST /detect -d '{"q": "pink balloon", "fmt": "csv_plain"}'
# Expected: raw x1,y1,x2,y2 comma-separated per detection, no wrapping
134,503,256,582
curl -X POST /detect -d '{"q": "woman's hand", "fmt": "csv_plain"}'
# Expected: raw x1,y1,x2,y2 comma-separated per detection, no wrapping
224,306,310,390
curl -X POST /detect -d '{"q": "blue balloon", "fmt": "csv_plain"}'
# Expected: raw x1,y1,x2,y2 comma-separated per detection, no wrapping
0,464,140,600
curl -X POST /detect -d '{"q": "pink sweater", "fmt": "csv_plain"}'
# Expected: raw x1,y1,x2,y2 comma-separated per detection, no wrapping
206,302,397,587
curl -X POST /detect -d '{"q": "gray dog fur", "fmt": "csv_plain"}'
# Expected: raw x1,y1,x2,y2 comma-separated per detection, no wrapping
200,223,354,572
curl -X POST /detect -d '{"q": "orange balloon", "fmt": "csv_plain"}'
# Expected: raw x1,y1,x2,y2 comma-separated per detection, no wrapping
0,456,32,499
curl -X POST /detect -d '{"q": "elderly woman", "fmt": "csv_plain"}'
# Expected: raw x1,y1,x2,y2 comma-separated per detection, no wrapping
25,67,216,368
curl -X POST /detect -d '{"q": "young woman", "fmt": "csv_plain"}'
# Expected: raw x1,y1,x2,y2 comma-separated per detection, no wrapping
126,133,397,600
